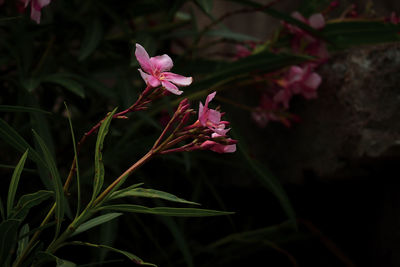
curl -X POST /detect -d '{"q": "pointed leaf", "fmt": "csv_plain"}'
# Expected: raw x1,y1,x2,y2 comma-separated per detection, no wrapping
64,103,81,217
33,129,65,237
0,219,21,266
17,223,29,257
11,190,53,221
43,74,85,98
32,130,66,236
100,204,234,217
35,252,76,267
72,213,122,237
0,118,46,168
195,0,213,15
7,149,29,218
206,29,259,41
68,241,157,266
91,108,118,201
110,188,200,206
0,105,51,114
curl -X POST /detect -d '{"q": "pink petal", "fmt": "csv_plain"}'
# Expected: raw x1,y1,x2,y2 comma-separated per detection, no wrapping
198,102,205,121
205,91,216,107
148,75,161,88
150,55,173,72
30,5,41,23
222,144,236,153
207,109,221,124
161,80,183,95
304,72,322,89
291,11,307,23
135,43,153,74
309,13,325,29
288,66,304,83
163,72,192,86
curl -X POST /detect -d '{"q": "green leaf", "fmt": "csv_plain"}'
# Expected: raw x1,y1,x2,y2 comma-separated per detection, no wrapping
91,108,118,201
0,219,21,266
206,29,259,41
32,129,65,237
43,74,85,98
110,188,200,206
35,252,76,267
11,190,53,221
187,51,310,93
0,105,51,114
7,149,29,218
16,223,29,257
0,198,4,221
227,0,322,38
100,204,234,217
64,103,81,217
68,241,157,266
195,0,213,15
72,213,122,237
79,19,103,61
103,183,143,203
0,118,46,168
323,21,400,48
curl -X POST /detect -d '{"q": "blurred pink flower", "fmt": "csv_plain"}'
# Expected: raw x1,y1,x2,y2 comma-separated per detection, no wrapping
285,12,328,60
274,65,322,106
198,92,230,136
135,43,192,95
21,0,51,24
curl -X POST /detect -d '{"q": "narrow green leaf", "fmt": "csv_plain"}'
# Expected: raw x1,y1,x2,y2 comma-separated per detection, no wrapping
0,164,36,173
195,0,213,15
79,19,103,61
64,103,81,217
68,241,157,266
7,149,29,218
206,29,260,41
11,190,53,221
100,204,234,217
104,182,143,203
0,219,21,266
323,21,400,48
0,118,46,168
72,213,122,237
32,130,65,237
0,197,4,221
16,223,29,257
91,108,118,201
187,51,310,93
110,188,200,206
35,252,76,267
0,105,51,114
43,74,85,98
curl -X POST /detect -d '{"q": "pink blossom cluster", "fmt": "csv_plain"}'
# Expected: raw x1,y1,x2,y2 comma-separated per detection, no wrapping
134,44,236,154
248,11,328,128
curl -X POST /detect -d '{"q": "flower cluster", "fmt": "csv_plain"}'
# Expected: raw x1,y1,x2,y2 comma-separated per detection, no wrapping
134,44,236,154
150,92,237,155
248,11,328,128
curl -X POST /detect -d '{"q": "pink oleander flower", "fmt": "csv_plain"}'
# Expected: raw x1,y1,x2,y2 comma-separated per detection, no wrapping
135,43,192,95
274,65,322,107
198,92,230,136
285,12,328,60
21,0,51,24
388,12,400,24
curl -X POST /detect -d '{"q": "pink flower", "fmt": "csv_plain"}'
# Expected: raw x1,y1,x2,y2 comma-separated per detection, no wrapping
274,65,322,106
287,12,325,36
198,92,229,136
135,43,192,95
21,0,51,24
